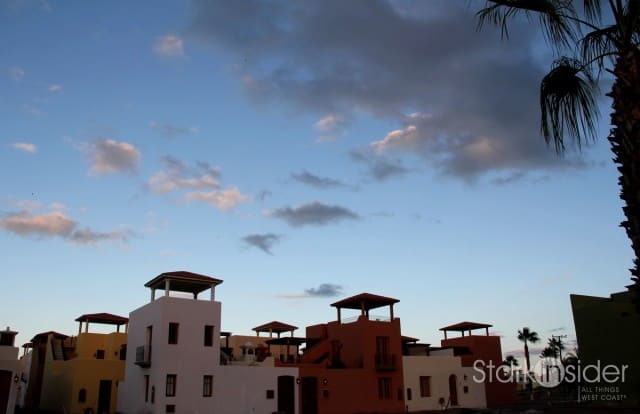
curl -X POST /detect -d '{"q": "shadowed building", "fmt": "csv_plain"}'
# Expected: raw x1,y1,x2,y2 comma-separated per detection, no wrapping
117,271,298,414
0,328,20,414
25,313,128,414
571,289,639,404
439,321,516,407
274,293,406,414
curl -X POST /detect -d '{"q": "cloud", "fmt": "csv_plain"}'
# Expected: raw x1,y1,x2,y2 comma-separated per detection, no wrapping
0,209,133,245
12,142,37,153
183,188,250,210
280,283,344,299
270,201,359,227
305,283,343,297
149,121,199,137
291,170,353,190
148,157,250,211
314,114,349,142
9,66,24,81
242,233,281,255
153,34,185,57
49,202,67,210
351,148,409,181
190,0,593,180
148,157,220,193
48,84,62,93
87,138,140,175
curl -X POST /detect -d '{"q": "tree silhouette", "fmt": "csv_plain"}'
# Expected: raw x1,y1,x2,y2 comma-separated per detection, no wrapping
477,0,640,302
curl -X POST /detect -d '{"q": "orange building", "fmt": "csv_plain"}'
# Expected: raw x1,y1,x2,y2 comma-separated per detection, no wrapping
274,293,405,414
440,321,516,407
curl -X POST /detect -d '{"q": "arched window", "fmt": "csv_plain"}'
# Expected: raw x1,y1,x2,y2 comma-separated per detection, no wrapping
78,388,87,403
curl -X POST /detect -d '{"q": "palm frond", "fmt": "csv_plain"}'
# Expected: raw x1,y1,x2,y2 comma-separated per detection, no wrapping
540,57,599,153
477,0,577,49
580,25,619,74
582,0,602,23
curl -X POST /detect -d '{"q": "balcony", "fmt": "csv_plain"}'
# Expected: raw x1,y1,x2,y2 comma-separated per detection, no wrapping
374,353,396,371
135,345,151,367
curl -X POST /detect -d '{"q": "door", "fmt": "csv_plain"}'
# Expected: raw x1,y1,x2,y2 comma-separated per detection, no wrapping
277,375,295,414
300,377,318,414
98,380,112,414
0,370,11,414
448,374,458,406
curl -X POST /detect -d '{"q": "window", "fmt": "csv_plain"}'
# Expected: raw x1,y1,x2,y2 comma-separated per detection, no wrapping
144,375,150,402
463,385,469,394
78,388,87,403
165,404,175,413
419,376,431,397
203,375,213,397
166,374,177,397
96,349,105,360
168,323,179,345
377,377,391,400
266,389,274,399
406,388,412,401
204,325,214,347
120,344,127,361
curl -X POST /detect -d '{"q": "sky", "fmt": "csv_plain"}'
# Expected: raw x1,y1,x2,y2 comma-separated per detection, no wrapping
0,0,632,360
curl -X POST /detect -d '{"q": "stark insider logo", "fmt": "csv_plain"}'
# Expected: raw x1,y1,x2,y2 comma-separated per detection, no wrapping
473,358,629,388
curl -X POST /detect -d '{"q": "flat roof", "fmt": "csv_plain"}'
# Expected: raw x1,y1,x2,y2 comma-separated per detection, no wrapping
439,321,492,332
75,312,129,325
145,271,223,294
331,292,399,310
31,331,69,342
401,335,420,343
253,321,298,333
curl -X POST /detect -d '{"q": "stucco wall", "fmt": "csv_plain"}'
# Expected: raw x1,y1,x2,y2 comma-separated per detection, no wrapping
403,355,486,411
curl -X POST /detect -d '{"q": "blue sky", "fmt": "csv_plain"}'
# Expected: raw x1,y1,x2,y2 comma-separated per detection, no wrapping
0,0,631,359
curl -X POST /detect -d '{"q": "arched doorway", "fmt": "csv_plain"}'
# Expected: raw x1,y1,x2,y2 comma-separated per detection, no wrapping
448,374,458,406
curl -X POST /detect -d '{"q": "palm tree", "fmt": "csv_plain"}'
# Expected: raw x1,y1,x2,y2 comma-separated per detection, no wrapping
517,327,540,372
477,1,640,302
503,354,520,367
548,337,565,359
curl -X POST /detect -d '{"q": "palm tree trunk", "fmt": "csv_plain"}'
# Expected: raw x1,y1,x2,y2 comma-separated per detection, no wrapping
608,46,640,310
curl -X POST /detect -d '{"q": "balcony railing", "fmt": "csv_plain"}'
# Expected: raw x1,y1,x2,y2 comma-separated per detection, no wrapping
374,353,396,371
135,345,151,367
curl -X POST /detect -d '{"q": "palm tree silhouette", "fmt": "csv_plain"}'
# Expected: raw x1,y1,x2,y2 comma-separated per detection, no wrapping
477,1,640,302
518,327,540,373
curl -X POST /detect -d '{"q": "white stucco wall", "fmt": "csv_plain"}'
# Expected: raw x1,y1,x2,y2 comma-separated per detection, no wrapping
117,295,221,414
403,355,486,412
214,365,298,414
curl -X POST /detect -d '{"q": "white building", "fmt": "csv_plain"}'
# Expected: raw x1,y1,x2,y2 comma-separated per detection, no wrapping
0,328,21,414
117,271,298,414
403,347,486,411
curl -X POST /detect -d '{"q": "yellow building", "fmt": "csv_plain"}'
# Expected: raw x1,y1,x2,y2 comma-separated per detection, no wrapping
35,313,128,414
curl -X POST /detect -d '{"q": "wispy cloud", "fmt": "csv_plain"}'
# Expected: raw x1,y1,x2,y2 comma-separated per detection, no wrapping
314,113,349,142
280,283,344,299
0,208,133,245
270,201,359,227
149,121,199,137
48,84,62,93
12,142,37,153
86,138,140,175
351,148,409,182
148,157,250,211
148,157,220,193
183,188,250,210
153,34,185,57
242,233,281,255
9,66,24,81
291,170,354,190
